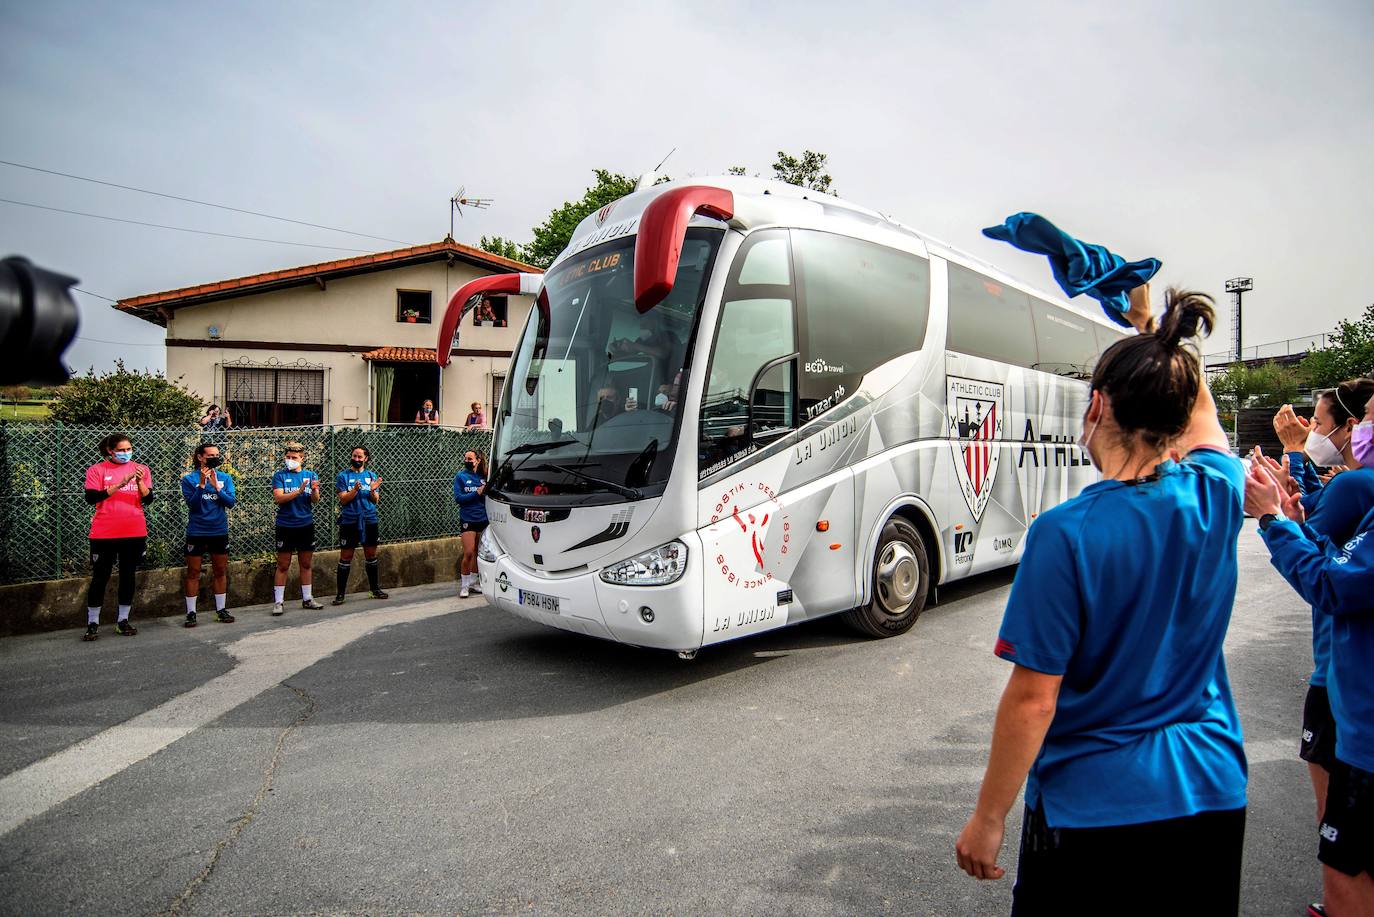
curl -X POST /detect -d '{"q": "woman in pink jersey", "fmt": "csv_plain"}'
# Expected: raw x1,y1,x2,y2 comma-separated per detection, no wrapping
82,432,154,641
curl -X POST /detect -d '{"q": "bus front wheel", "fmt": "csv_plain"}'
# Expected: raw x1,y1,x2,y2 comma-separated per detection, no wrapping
844,518,929,638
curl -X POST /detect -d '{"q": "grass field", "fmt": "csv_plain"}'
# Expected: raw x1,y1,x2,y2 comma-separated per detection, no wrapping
0,401,53,421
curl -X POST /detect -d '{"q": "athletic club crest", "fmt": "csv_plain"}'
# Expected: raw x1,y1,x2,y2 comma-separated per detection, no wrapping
947,376,1005,522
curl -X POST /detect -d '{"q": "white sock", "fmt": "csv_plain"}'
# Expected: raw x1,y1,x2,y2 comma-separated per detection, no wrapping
117,604,131,622
185,596,197,614
273,585,285,604
301,584,313,601
461,574,471,588
215,593,226,611
87,607,100,625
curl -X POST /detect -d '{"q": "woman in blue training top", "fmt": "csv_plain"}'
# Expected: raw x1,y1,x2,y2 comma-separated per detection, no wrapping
1248,391,1374,916
956,288,1249,914
452,449,489,598
180,441,236,627
270,441,323,616
332,445,388,605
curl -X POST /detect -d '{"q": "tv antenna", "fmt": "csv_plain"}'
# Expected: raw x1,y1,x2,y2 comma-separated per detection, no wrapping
450,186,493,237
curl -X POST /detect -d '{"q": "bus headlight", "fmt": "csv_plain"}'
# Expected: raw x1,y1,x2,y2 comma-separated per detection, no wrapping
599,540,688,586
477,528,501,563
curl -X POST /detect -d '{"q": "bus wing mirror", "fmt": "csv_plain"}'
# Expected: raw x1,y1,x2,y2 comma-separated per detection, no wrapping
436,272,543,367
634,186,733,313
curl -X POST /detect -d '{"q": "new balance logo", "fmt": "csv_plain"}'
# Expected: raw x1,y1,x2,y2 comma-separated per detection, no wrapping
1303,729,1314,743
1321,823,1339,843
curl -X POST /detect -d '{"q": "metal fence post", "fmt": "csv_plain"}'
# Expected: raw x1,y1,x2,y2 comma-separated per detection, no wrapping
53,421,64,580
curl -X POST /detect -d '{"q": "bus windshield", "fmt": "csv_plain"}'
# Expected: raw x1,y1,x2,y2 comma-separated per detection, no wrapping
490,228,723,500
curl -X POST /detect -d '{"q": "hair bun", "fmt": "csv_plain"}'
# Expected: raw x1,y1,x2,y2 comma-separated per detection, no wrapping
1156,288,1216,348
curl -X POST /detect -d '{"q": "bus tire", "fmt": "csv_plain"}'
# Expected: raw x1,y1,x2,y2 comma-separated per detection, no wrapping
843,518,929,638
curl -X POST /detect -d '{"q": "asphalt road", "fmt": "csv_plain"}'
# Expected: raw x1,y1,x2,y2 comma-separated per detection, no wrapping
0,528,1322,916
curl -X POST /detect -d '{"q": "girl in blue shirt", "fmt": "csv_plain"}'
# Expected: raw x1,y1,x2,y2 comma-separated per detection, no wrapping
452,449,489,598
956,287,1248,913
332,445,388,605
270,441,323,615
180,442,236,627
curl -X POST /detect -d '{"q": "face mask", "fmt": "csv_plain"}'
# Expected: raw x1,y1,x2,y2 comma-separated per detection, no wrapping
112,450,132,464
1076,395,1101,472
1352,421,1374,469
654,393,669,409
464,461,476,470
285,458,301,471
205,456,222,469
351,460,365,469
1305,428,1346,467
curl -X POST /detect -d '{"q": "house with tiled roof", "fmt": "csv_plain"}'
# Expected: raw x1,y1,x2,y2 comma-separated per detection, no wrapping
117,239,540,427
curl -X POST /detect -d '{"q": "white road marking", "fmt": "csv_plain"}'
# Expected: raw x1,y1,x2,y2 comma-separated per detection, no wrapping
0,599,465,838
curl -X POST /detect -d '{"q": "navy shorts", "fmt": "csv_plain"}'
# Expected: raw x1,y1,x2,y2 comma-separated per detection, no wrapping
1301,684,1339,769
185,534,229,557
1321,761,1374,878
339,522,380,549
275,524,316,553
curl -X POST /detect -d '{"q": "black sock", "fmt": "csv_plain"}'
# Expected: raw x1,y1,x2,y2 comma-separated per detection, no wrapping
365,558,381,593
335,562,350,598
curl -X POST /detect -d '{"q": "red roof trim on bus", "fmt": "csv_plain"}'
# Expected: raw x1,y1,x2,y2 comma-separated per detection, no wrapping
633,186,733,313
436,273,523,367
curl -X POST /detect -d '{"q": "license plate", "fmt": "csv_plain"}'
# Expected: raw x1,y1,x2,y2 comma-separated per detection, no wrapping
518,589,560,614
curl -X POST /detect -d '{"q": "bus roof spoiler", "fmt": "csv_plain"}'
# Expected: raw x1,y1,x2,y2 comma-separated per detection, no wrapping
633,186,734,313
435,272,543,367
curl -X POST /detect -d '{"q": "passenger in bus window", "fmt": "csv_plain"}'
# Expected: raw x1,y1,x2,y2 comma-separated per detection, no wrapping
595,385,627,422
956,287,1249,913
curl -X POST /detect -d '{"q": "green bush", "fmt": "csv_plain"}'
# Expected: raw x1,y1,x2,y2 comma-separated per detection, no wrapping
50,360,204,427
1300,305,1374,389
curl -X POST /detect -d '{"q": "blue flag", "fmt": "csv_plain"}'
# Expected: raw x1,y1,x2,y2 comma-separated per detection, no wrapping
982,212,1161,328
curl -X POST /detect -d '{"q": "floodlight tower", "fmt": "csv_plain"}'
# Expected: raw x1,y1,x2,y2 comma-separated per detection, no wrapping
1225,277,1253,362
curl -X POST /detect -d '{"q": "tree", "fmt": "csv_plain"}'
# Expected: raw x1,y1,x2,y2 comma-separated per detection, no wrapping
1209,362,1304,415
1299,304,1374,388
771,149,834,193
50,360,204,426
478,235,527,263
522,170,639,269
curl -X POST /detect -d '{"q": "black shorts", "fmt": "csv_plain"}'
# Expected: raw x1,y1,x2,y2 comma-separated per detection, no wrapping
185,535,229,557
460,519,489,535
1301,683,1340,769
1321,761,1374,877
275,524,316,553
1012,804,1246,913
338,521,380,549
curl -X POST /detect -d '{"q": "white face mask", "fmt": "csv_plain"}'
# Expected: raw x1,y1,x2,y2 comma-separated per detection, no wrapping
1305,427,1346,467
1077,393,1102,472
285,458,302,472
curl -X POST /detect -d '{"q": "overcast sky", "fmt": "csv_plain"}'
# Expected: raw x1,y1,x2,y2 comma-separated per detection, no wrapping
2,0,1371,379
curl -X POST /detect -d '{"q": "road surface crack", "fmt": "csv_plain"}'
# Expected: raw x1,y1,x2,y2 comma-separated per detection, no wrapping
159,682,317,916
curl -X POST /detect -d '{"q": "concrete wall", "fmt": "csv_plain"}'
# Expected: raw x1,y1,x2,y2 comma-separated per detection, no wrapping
0,538,464,637
164,259,531,425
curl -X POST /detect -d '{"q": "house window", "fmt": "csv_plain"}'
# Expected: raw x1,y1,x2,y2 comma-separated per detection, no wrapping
397,289,432,324
472,295,508,327
225,367,325,427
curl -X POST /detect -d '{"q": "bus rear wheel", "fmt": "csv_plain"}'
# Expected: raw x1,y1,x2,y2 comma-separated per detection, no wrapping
843,518,929,638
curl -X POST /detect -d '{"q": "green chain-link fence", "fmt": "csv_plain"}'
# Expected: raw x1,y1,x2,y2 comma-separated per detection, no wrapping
0,423,494,585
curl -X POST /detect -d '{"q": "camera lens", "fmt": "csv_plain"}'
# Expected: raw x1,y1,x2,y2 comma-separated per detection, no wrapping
0,256,80,385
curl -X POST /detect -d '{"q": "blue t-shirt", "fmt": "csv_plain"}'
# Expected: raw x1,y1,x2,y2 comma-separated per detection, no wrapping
271,469,318,528
996,447,1248,828
452,469,488,523
1293,470,1374,686
1264,503,1374,771
181,470,236,536
336,469,380,525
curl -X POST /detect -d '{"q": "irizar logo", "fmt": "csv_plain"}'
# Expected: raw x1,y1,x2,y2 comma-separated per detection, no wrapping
947,376,1005,522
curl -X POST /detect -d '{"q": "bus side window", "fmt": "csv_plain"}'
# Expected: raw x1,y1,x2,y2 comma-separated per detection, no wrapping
1030,299,1098,379
946,264,1037,368
793,230,930,419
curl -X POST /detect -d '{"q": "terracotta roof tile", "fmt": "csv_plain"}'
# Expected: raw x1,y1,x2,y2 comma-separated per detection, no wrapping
361,346,438,363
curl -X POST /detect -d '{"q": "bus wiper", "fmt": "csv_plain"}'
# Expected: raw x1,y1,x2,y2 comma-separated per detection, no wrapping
531,463,642,500
503,438,579,456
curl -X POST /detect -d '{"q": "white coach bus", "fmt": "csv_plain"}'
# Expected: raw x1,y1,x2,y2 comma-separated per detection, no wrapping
436,177,1127,657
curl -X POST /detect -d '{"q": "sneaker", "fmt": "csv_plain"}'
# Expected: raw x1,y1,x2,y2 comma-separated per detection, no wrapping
471,581,482,594
331,595,347,606
1308,904,1327,917
301,599,325,610
82,623,98,642
114,620,138,636
185,612,198,628
271,603,285,616
459,585,470,598
215,610,235,623
370,590,389,600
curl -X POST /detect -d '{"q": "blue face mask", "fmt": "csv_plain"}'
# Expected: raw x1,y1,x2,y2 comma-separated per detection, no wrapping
112,450,133,464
